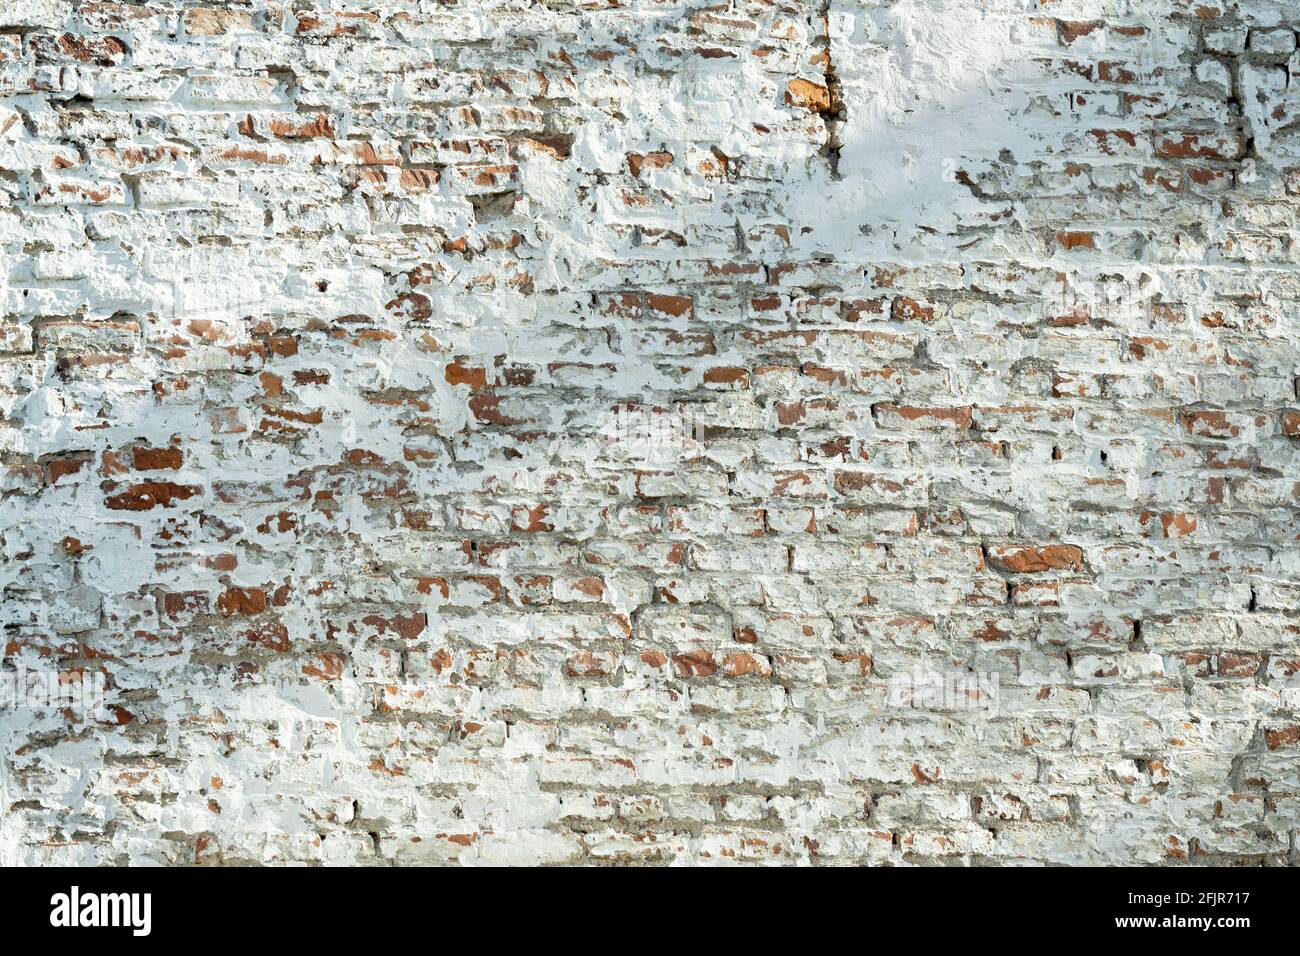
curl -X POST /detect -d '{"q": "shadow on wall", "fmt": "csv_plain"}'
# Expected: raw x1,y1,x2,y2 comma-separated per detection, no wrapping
794,0,1240,265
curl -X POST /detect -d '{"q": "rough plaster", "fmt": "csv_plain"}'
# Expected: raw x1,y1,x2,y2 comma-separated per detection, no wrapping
1,0,1299,865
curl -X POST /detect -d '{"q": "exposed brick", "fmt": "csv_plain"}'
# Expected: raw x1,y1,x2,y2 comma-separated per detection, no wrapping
988,545,1084,574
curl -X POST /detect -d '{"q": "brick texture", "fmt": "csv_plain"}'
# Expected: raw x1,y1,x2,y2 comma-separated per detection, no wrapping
1,0,1299,866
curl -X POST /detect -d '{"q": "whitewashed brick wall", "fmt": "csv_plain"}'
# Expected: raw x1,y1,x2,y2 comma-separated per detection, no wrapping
1,0,1298,865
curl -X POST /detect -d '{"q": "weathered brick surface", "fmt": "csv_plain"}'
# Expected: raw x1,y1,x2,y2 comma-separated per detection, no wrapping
1,0,1299,866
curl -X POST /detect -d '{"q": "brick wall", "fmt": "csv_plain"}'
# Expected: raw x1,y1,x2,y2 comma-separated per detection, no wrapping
1,0,1298,865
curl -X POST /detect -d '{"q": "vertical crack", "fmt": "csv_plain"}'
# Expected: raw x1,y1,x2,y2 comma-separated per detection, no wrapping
816,5,844,179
